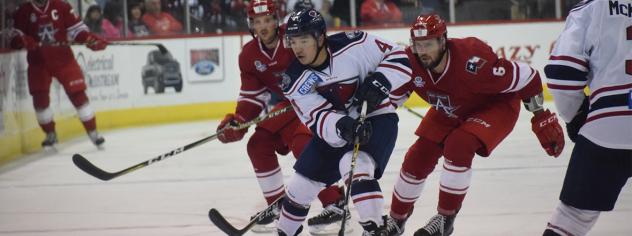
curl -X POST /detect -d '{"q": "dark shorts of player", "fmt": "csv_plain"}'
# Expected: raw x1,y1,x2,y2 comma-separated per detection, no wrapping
560,135,632,211
294,113,398,186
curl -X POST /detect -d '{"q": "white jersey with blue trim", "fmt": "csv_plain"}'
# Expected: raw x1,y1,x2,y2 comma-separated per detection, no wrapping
545,0,632,149
283,31,411,147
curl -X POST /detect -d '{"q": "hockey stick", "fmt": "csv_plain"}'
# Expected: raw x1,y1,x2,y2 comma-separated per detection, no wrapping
338,101,368,236
403,105,425,119
208,197,283,235
44,41,170,54
72,106,293,181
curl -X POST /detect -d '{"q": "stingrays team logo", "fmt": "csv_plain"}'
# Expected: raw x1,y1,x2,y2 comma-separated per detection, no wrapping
254,60,267,72
413,76,425,88
465,56,487,75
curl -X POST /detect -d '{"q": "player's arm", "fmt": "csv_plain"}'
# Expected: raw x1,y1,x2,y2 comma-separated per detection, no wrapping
474,43,564,157
355,33,412,112
283,69,348,147
544,6,593,143
61,1,107,51
9,6,37,50
216,53,271,143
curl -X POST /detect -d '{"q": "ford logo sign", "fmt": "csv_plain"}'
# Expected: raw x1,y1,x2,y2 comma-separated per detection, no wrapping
194,60,216,75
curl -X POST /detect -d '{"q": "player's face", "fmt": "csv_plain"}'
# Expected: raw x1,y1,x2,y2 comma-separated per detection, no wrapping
412,37,444,68
288,34,319,65
252,15,278,44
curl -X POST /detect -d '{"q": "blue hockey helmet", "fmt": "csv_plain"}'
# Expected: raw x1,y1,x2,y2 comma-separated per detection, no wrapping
285,9,326,39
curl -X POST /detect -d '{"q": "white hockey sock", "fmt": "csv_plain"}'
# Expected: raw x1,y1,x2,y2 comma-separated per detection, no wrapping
256,166,285,201
391,170,426,219
546,202,600,236
278,173,323,235
439,162,472,195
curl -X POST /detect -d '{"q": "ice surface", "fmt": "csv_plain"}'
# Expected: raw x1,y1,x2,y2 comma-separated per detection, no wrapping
1,107,630,235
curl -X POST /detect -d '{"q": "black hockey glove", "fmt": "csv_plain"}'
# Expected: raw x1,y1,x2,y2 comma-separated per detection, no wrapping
354,72,391,113
336,116,372,145
566,96,589,143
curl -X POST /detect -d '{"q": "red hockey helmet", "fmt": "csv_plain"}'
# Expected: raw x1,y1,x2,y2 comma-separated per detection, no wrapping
247,0,277,19
410,14,447,41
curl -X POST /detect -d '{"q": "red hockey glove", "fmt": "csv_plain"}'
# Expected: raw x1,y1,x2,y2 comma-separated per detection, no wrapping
76,31,108,51
531,109,565,157
217,113,248,143
10,35,37,50
85,33,108,51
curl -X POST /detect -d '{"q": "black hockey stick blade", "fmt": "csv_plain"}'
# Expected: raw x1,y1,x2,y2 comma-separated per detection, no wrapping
209,208,254,236
72,154,118,181
209,197,283,235
154,44,169,55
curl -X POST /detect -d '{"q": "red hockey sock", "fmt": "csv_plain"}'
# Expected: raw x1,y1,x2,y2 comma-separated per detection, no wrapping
317,185,343,207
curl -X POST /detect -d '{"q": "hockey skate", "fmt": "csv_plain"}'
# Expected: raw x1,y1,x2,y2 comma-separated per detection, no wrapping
41,132,58,150
413,214,455,236
250,200,281,233
359,218,387,236
307,199,352,235
384,216,406,236
88,130,105,149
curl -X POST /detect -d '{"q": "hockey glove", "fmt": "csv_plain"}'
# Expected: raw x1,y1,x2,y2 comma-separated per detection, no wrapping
10,35,37,50
76,32,108,51
531,109,565,157
354,73,391,113
566,96,589,143
336,116,372,145
217,113,248,143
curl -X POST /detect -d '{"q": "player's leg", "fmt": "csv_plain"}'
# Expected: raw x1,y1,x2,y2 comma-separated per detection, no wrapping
388,108,450,235
27,65,56,147
416,101,519,236
54,62,104,147
340,113,398,235
278,137,343,236
544,135,632,236
278,120,346,234
247,128,286,202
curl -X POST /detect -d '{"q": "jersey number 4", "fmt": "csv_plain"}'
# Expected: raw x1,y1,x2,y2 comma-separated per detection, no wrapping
627,26,631,76
375,39,393,52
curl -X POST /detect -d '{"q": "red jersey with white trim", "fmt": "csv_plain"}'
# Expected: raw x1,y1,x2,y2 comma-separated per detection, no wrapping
545,0,632,149
236,27,295,121
403,37,543,120
12,0,89,66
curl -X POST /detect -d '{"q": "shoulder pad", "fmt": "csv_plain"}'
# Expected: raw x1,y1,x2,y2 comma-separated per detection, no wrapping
327,31,367,54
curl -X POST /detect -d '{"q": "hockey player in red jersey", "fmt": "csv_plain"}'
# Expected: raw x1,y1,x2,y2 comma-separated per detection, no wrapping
383,14,566,236
10,0,108,149
215,0,344,233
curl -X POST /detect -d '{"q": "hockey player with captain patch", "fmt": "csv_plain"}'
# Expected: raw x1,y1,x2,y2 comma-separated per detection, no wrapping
214,0,344,233
543,0,632,235
277,9,411,236
10,0,108,149
383,14,566,236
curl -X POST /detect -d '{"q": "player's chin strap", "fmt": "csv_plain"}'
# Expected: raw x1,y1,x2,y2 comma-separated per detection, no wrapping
338,101,368,236
308,33,327,66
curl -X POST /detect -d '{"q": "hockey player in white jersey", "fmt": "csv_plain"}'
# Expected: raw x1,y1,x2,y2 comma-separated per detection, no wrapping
276,9,411,236
544,0,632,235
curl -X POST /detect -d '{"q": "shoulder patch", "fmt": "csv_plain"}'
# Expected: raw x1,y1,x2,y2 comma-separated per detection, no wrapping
327,31,367,54
465,56,487,75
